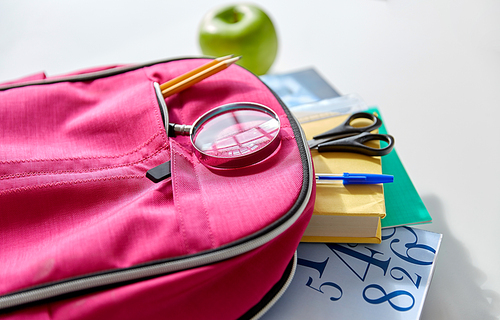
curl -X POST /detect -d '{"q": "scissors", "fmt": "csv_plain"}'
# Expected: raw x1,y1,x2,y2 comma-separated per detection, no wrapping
307,112,395,156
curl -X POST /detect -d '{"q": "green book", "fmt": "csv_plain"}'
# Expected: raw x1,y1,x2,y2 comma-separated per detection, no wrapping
367,107,432,227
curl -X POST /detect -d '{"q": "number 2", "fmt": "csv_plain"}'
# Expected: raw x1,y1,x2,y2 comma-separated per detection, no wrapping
390,267,422,288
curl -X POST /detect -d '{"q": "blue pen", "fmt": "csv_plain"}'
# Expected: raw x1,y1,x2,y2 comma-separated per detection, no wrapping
315,173,394,185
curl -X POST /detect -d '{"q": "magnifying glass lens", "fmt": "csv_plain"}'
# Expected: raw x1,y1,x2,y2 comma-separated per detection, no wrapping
193,109,279,158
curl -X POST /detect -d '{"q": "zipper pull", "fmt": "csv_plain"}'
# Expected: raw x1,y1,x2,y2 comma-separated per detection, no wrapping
146,161,171,183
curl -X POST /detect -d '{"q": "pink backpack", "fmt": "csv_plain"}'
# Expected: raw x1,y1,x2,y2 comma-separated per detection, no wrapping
0,58,315,319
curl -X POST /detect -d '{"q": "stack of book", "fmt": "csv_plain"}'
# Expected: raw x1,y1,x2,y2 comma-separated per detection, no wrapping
259,69,441,320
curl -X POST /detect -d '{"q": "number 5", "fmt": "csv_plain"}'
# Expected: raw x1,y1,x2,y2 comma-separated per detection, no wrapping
305,277,343,301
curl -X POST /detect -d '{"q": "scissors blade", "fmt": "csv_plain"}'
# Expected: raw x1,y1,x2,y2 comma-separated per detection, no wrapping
308,138,327,149
308,132,357,149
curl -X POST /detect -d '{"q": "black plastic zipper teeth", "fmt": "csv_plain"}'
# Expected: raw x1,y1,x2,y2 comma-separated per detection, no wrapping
0,59,312,313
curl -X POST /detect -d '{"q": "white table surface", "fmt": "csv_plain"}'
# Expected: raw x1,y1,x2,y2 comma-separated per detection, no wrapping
1,0,499,319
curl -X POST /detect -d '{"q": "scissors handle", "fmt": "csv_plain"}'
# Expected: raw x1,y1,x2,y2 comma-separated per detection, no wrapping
317,132,395,156
313,112,382,140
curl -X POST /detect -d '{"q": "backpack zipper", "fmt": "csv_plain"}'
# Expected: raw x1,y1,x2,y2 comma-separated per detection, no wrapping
247,252,297,320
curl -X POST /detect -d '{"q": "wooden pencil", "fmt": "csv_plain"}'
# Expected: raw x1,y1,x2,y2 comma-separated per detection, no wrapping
161,56,240,98
159,55,233,91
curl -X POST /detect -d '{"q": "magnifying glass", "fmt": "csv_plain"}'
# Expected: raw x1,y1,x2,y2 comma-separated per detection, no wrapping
171,102,281,169
154,82,281,169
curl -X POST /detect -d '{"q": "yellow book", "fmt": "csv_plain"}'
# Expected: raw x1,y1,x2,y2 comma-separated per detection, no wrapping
301,114,386,243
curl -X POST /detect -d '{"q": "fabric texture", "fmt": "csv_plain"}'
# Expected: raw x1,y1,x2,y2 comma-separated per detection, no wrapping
0,58,313,319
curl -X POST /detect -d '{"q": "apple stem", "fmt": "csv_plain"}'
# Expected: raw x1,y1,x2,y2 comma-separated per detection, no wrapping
232,9,240,23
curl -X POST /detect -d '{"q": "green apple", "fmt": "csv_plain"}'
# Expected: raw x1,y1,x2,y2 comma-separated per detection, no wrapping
198,3,278,75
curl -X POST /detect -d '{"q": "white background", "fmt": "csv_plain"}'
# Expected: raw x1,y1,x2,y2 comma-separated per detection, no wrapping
1,0,499,319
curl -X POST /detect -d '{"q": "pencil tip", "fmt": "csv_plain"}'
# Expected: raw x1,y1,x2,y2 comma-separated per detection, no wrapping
226,56,241,65
216,54,234,61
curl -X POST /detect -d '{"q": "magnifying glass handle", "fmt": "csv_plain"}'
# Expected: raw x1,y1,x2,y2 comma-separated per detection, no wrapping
168,123,192,137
